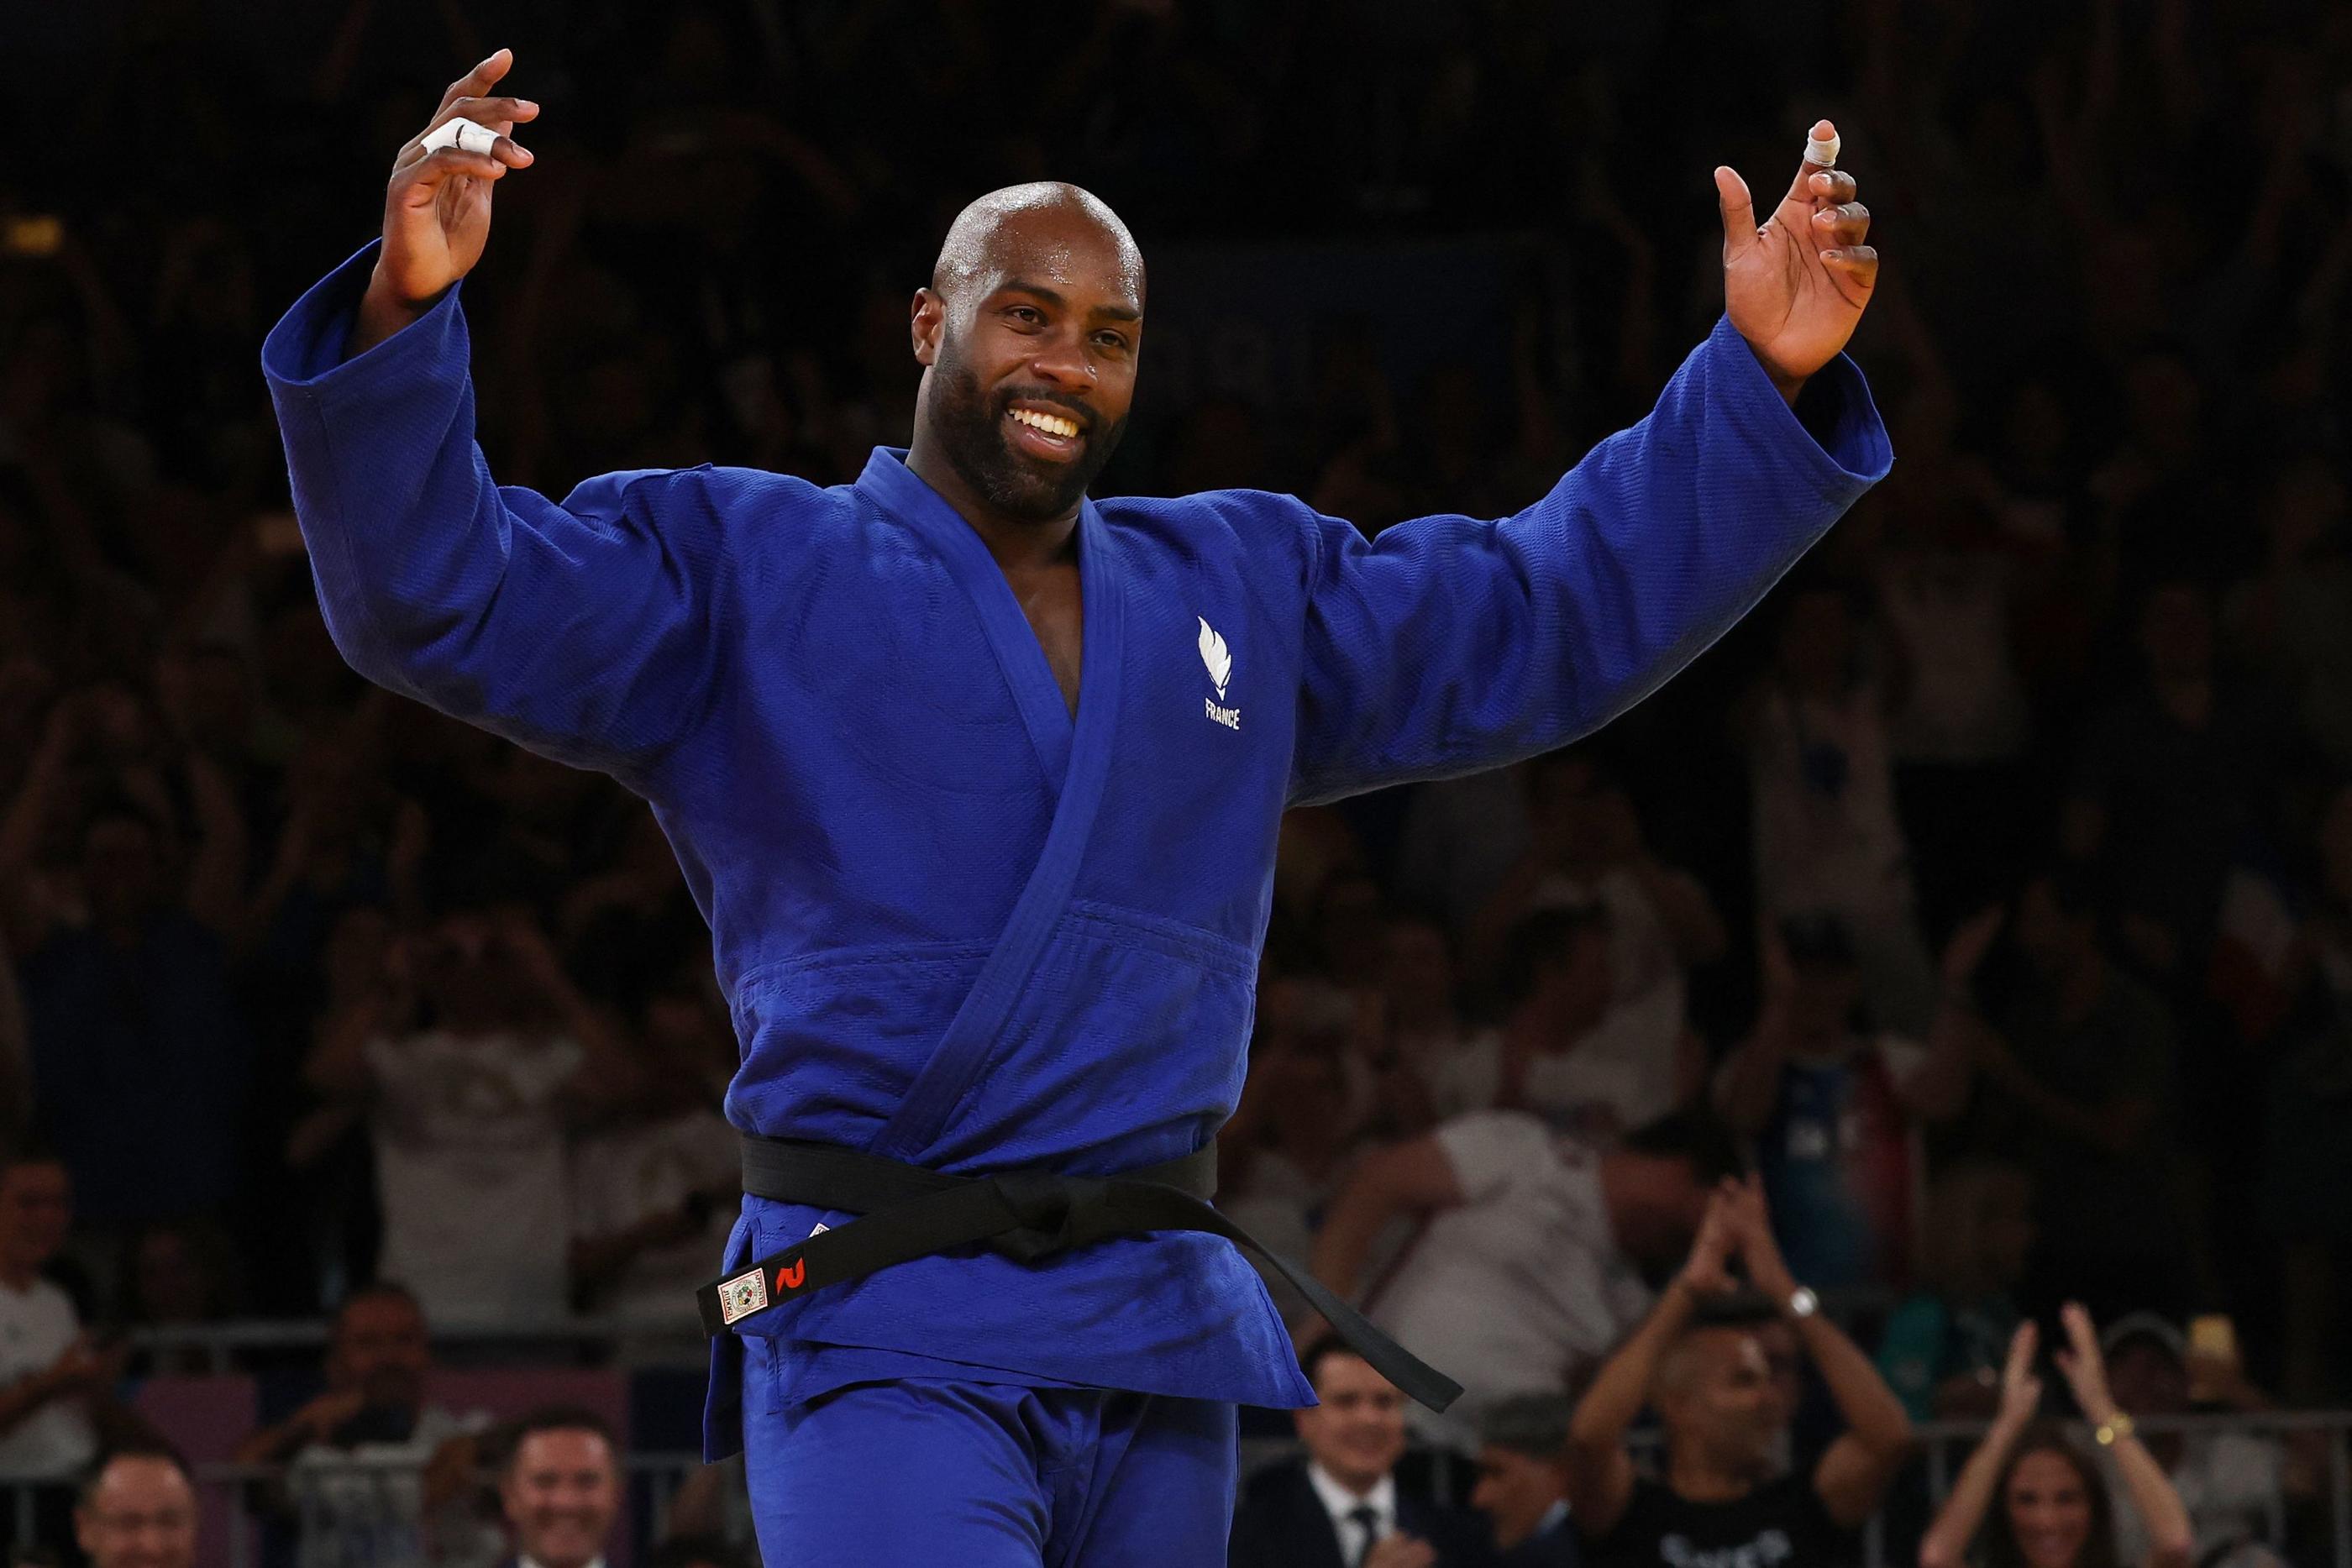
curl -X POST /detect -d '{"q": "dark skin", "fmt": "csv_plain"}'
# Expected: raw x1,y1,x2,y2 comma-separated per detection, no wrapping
353,53,1876,716
904,209,1146,716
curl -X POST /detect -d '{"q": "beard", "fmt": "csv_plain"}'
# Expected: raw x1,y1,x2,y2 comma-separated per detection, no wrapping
928,337,1126,522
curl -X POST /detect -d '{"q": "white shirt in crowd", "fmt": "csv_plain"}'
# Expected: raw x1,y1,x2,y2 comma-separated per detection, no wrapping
1425,868,1689,1138
1366,1111,1651,1454
2107,1433,2290,1568
366,1028,582,1328
287,1403,496,1568
570,1109,737,1333
1306,1461,1397,1565
0,1276,93,1478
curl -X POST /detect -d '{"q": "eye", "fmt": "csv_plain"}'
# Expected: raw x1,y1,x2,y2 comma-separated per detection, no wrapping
1006,306,1044,327
1093,331,1130,353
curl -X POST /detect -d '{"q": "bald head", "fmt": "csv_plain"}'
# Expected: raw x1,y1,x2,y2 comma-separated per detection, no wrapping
931,182,1144,308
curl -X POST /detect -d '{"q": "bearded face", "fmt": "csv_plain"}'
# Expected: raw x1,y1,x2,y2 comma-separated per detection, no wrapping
926,324,1128,522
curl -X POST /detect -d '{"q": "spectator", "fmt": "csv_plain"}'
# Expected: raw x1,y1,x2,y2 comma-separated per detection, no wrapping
1432,905,1695,1140
6,702,253,1252
1464,755,1725,1132
303,898,640,1327
1972,868,2189,1319
566,964,736,1341
74,1446,197,1568
1714,909,1988,1290
2097,1315,2307,1568
1312,1111,1741,1454
1875,1156,2036,1420
1740,580,1940,1032
232,1282,493,1568
1378,915,1477,1132
1470,1394,1579,1568
1228,1337,1493,1568
1223,1026,1362,1327
0,1147,133,1486
2066,581,2283,989
1563,1177,1914,1567
496,1408,622,1568
1919,1312,2194,1568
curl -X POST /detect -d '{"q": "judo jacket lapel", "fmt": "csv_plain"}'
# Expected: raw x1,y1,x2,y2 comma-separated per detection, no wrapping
855,452,1125,1162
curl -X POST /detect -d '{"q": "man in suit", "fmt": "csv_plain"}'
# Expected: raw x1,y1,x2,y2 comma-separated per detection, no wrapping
1231,1338,1494,1568
497,1407,620,1568
1471,1396,1580,1567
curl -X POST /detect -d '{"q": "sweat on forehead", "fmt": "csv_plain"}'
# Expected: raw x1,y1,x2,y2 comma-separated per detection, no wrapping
932,182,1144,305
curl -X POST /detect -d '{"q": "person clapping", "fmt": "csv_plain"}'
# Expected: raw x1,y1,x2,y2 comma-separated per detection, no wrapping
1919,1306,2195,1568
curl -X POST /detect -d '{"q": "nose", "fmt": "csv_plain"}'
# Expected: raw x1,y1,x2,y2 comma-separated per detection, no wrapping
1027,328,1095,388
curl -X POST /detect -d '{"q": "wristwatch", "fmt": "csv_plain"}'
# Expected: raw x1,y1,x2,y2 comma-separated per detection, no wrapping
2093,1413,2136,1446
1787,1285,1819,1319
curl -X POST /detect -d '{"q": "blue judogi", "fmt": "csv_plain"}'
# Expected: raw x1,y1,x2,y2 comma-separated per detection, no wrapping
264,239,1889,1562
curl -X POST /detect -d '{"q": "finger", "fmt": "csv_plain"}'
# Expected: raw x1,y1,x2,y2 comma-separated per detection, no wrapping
1819,245,1879,291
436,47,514,118
1714,165,1758,254
1812,201,1870,246
400,99,541,166
1782,118,1842,207
1803,169,1859,206
389,148,515,204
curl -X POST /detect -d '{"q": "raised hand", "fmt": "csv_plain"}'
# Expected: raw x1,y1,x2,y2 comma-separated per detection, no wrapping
2051,1301,2120,1422
1715,120,1877,396
357,49,540,351
1995,1321,2044,1429
1725,1173,1799,1300
1677,1180,1742,1295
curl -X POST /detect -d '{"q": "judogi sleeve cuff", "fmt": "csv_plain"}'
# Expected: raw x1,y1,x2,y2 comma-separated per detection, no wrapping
260,237,467,393
1701,312,1894,503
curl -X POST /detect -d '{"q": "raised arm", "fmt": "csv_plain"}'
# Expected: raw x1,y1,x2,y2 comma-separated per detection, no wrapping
1919,1323,2043,1568
2051,1304,2195,1568
1726,1177,1914,1527
1565,1185,1739,1538
1307,1131,1467,1307
260,50,732,784
1288,126,1889,805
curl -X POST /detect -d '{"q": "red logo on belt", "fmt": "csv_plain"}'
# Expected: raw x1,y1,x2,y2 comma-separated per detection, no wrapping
777,1260,806,1291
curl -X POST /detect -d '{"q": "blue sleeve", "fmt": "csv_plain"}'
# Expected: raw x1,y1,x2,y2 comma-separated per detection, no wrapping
260,241,730,783
1287,314,1893,805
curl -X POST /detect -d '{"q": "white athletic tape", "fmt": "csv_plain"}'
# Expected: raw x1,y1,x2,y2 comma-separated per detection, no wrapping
1804,128,1841,167
423,118,501,156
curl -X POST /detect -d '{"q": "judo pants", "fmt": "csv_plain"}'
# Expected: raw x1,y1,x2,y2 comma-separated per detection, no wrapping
741,1345,1239,1565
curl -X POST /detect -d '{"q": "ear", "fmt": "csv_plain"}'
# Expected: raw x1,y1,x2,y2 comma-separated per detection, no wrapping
911,288,945,367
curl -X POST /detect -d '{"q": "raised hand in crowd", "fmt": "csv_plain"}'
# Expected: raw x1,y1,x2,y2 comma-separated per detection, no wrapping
1922,1310,2195,1568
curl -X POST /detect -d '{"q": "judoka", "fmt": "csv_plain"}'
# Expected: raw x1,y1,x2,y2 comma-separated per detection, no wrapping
261,47,1889,1566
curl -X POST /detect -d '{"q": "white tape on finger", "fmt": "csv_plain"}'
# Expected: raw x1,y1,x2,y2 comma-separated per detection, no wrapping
423,118,501,156
1804,128,1841,167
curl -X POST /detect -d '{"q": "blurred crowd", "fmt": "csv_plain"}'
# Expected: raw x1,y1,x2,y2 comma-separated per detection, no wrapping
4,0,2352,1563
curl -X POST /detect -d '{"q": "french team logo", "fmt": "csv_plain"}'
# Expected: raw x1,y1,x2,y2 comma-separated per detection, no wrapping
1198,617,1240,730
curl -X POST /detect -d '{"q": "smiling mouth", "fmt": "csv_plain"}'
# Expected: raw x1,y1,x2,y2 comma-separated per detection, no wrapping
1005,403,1086,462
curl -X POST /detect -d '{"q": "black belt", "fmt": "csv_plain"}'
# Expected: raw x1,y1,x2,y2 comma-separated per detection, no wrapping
696,1135,1462,1414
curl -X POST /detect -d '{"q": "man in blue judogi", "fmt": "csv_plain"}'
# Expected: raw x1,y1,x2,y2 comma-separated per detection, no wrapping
262,48,1888,1567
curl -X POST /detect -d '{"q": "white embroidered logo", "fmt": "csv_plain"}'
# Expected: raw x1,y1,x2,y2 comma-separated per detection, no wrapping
1197,617,1232,698
1198,616,1240,730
